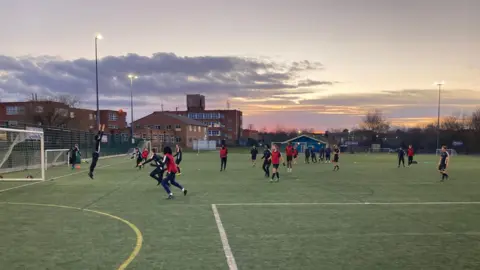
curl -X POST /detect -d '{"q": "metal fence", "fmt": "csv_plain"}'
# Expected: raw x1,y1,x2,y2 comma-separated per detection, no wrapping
1,121,136,158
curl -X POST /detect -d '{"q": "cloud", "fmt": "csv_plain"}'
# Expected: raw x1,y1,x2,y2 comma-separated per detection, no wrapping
0,53,332,108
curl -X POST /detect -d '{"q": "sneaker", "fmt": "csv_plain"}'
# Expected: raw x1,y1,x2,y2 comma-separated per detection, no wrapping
183,189,188,196
167,194,174,200
88,172,94,179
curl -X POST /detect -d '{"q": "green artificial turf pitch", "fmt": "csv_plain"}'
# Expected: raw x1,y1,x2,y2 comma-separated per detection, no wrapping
1,152,480,270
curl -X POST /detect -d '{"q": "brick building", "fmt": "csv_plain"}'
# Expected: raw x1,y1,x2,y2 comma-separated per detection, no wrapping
0,101,127,134
132,112,207,148
167,94,243,145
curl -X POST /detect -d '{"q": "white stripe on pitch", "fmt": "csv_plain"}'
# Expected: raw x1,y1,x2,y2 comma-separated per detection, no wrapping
216,201,480,206
211,204,238,270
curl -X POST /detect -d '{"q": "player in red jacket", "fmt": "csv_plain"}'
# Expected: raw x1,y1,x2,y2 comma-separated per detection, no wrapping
285,142,294,172
407,145,415,166
268,144,284,182
219,145,228,171
161,146,187,199
293,146,299,164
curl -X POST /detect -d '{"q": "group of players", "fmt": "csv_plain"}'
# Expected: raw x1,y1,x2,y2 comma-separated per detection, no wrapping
248,142,341,182
396,144,450,181
131,144,187,199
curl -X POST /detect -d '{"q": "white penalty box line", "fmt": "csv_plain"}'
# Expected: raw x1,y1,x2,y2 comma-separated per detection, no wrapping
212,201,480,270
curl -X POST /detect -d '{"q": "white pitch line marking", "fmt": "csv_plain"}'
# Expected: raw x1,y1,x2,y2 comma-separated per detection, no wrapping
211,204,238,270
215,201,480,206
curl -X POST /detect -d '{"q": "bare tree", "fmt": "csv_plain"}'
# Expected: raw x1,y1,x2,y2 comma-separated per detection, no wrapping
29,95,81,127
360,109,390,132
441,116,464,131
469,108,480,131
247,124,254,130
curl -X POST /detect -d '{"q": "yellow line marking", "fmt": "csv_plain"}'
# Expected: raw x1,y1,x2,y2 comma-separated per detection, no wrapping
0,202,143,270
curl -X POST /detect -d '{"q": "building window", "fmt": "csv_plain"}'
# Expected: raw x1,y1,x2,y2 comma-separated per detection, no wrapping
35,106,44,113
89,113,93,120
175,137,181,143
175,124,181,129
108,112,118,121
108,124,118,129
166,125,172,130
142,134,146,139
171,136,175,142
154,125,161,130
159,134,164,142
55,108,68,117
208,130,220,136
6,106,25,115
189,125,192,132
7,120,18,127
165,136,170,143
193,126,197,132
144,125,149,129
70,112,75,118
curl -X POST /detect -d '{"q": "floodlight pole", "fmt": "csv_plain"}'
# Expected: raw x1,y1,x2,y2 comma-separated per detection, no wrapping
94,35,102,128
128,74,138,144
435,82,444,150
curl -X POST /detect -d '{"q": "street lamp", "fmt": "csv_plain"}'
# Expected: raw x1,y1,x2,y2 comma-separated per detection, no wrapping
434,81,445,150
94,33,103,128
128,74,138,144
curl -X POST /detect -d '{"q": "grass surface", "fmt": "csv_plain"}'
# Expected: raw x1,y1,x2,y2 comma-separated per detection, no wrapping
1,152,480,270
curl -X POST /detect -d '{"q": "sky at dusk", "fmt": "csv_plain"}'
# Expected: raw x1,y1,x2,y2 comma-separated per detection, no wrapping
0,0,479,131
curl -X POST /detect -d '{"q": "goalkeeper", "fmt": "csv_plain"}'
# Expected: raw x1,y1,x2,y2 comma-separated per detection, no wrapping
88,124,105,179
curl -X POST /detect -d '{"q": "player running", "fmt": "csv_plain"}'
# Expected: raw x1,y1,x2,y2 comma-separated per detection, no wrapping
161,146,187,199
333,145,340,171
141,148,164,185
174,144,183,175
269,144,283,182
285,142,294,172
261,144,271,177
250,145,259,167
131,148,144,169
438,145,450,181
88,124,105,179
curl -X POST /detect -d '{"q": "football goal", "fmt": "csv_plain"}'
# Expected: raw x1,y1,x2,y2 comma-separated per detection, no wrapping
0,127,45,181
436,149,457,156
368,148,394,153
45,149,70,170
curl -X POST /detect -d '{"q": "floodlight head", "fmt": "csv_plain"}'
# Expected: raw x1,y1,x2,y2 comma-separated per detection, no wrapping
128,74,138,79
434,81,445,85
95,34,103,40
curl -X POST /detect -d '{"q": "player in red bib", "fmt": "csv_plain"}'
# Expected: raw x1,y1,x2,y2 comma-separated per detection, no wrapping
268,144,284,182
219,145,228,171
285,142,294,172
407,145,415,166
161,146,187,199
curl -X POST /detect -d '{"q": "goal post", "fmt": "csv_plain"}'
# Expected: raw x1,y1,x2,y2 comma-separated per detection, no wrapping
45,149,70,170
436,149,457,156
0,127,45,181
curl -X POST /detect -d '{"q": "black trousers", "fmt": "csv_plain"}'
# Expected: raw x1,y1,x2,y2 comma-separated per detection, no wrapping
150,167,164,181
408,156,413,165
398,156,405,167
89,152,99,173
262,162,271,176
220,157,227,170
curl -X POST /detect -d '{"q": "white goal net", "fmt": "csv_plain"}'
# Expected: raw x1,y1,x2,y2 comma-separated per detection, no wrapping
436,149,457,156
45,149,70,170
0,127,45,181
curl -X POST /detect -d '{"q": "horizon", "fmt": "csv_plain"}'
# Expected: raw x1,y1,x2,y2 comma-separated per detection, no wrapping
1,0,479,131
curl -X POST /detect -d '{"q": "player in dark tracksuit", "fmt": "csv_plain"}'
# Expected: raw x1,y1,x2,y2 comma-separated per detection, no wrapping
310,147,317,163
250,146,259,167
325,146,332,163
141,148,165,185
88,124,104,179
304,147,310,163
174,144,183,175
68,144,81,169
397,147,406,168
261,145,271,177
438,146,450,181
319,147,325,162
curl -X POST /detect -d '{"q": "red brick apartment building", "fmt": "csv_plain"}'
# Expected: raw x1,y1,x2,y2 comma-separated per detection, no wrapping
0,101,127,134
132,112,207,148
164,94,243,145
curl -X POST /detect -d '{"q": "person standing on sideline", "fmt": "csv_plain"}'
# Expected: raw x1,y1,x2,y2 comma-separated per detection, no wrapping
220,145,228,171
68,144,81,170
397,146,406,168
250,145,258,167
407,145,415,166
